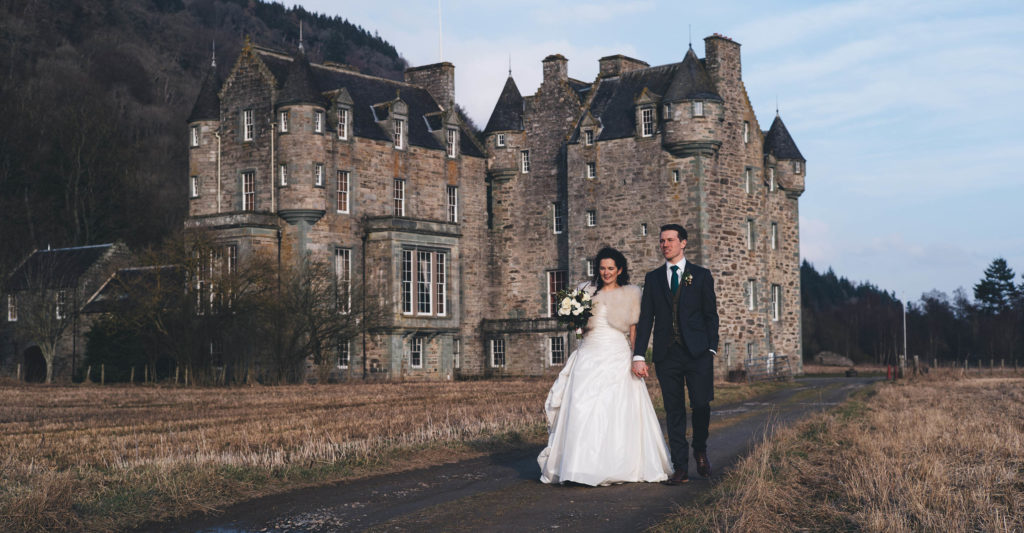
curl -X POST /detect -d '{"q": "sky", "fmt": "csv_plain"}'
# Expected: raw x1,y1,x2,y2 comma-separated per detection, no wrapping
289,0,1024,303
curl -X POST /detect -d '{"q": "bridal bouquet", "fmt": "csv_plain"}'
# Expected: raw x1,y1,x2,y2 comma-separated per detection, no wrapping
555,286,593,338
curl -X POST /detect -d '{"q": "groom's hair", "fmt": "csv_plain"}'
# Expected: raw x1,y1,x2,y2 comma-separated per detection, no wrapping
660,223,688,241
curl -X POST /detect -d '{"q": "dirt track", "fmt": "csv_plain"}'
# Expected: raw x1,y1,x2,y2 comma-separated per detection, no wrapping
146,376,878,532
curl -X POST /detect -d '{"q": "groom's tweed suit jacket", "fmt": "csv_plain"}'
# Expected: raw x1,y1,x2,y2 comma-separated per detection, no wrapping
634,262,720,363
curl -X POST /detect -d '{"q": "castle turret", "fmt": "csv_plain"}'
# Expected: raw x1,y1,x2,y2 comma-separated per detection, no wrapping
763,114,806,196
661,47,723,157
275,49,328,226
483,76,525,229
187,57,222,216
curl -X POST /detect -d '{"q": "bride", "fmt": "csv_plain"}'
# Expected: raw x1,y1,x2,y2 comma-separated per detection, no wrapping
538,247,672,486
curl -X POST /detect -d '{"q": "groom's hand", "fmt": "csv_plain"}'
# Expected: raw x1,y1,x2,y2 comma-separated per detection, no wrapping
631,361,649,378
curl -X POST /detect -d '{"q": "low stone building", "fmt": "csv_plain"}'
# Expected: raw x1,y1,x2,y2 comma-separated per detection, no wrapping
184,33,806,380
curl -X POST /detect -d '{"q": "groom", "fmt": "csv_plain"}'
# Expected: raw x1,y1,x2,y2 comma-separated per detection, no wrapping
632,224,720,485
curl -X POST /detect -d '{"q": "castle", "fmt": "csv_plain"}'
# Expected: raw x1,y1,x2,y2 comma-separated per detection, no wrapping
184,33,806,379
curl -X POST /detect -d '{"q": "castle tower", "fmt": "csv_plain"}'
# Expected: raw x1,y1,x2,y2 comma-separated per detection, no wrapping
187,58,222,217
275,49,328,259
661,47,723,158
483,75,525,232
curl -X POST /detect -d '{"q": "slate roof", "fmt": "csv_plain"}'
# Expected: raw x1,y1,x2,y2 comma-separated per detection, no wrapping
4,244,114,292
483,76,524,133
581,64,678,141
664,48,722,103
277,52,325,107
187,66,222,123
258,51,484,158
82,266,183,314
763,114,805,161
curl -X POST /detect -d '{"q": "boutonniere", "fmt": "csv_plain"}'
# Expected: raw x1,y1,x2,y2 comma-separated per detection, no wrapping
683,271,693,286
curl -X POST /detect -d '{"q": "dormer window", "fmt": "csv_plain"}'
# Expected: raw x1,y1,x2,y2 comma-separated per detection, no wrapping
190,125,200,147
793,161,802,174
446,127,458,158
243,109,254,141
584,130,594,146
641,107,654,137
280,111,289,133
314,110,324,134
586,162,596,180
337,108,349,140
394,118,405,149
692,101,704,117
496,133,506,147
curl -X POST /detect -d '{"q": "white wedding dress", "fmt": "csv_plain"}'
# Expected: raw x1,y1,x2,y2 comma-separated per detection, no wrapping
538,289,672,486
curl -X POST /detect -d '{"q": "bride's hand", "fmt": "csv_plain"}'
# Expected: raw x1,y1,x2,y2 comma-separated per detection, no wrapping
631,361,649,378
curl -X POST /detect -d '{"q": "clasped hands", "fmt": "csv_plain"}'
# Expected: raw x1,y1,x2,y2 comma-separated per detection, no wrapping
631,360,649,378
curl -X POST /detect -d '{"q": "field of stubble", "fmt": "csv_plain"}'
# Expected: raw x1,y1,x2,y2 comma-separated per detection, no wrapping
656,370,1024,532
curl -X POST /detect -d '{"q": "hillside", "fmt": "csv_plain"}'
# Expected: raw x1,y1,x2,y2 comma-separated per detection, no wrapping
0,0,405,276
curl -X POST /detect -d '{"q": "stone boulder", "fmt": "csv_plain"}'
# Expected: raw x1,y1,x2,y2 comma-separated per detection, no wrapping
814,351,854,367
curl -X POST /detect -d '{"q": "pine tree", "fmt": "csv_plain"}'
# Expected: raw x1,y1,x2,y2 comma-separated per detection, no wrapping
973,258,1017,314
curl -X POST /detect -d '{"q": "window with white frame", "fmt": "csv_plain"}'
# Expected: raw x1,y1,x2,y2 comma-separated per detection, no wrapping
552,203,564,234
337,108,348,140
747,279,756,310
547,270,567,317
496,133,505,147
771,284,782,321
410,336,423,368
401,248,449,317
641,107,654,137
747,342,755,358
793,160,802,174
335,248,351,313
672,169,680,183
243,109,254,141
279,110,289,133
393,118,405,149
337,340,350,369
315,163,325,187
446,185,458,223
242,171,255,211
586,210,596,227
520,150,530,173
664,103,673,118
584,129,594,146
768,167,776,191
586,259,595,278
314,110,324,133
226,245,237,274
586,162,596,179
743,121,750,143
190,125,200,147
641,223,648,236
279,163,288,186
490,338,506,367
190,176,199,198
747,219,755,250
393,178,405,216
745,168,753,194
7,294,16,322
337,171,349,213
55,290,67,320
692,101,704,117
771,222,778,250
453,338,461,369
549,336,566,365
446,127,458,158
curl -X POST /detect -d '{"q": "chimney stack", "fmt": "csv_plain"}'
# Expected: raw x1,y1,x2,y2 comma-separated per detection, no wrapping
405,62,455,111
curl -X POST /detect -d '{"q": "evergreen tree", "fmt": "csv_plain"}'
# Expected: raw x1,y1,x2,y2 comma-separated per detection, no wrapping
973,258,1017,314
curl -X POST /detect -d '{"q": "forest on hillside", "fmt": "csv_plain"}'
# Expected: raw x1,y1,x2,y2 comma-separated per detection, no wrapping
801,258,1024,365
0,0,405,278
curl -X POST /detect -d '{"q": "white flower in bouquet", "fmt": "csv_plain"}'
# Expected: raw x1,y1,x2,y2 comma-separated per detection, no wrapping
581,291,591,302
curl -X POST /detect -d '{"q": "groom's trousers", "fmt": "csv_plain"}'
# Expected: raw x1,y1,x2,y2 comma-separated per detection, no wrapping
656,341,713,470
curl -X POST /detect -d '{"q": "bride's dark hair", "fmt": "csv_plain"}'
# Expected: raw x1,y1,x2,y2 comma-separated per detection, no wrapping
592,247,630,292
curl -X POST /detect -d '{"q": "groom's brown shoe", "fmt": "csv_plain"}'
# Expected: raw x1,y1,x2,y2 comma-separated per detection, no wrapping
694,450,712,478
662,469,689,486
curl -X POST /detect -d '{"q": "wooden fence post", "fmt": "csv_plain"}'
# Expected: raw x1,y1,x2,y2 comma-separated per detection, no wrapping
86,365,91,383
144,365,149,384
16,363,21,381
174,365,179,385
130,367,135,384
101,364,105,386
184,367,189,387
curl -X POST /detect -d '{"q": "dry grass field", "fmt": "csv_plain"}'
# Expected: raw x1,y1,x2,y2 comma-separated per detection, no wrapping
0,376,784,532
656,370,1024,532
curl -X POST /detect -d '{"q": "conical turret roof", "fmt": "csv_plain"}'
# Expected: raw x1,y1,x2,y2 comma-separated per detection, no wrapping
664,47,721,102
187,66,222,123
484,76,524,133
277,51,324,107
764,114,804,161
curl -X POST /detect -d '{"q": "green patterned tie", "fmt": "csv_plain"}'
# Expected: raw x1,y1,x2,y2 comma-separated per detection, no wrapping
670,265,679,294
